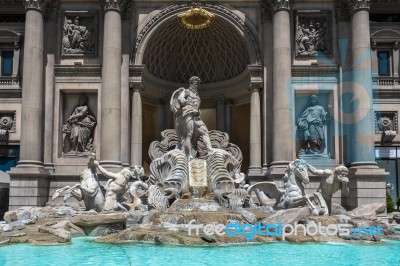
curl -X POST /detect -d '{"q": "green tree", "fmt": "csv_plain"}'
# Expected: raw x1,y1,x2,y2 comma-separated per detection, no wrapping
386,191,395,213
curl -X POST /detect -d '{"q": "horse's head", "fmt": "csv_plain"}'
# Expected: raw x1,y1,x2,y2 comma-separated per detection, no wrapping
293,161,309,185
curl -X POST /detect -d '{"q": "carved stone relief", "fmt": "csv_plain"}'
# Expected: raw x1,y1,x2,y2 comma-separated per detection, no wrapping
0,111,16,144
62,94,97,157
62,11,98,56
295,11,332,57
375,111,398,133
375,111,398,144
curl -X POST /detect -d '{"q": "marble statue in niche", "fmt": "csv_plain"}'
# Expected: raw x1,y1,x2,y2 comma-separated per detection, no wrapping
62,13,96,55
296,95,329,155
63,95,96,156
295,11,331,57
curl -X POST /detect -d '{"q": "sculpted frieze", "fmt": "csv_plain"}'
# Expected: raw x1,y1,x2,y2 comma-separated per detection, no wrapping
295,11,332,57
62,11,98,56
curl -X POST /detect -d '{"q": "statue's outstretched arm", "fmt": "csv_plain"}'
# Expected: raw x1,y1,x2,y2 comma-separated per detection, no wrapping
307,164,331,176
94,161,118,180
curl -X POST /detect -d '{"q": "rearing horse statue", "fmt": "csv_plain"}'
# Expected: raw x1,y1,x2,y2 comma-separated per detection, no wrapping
247,159,321,214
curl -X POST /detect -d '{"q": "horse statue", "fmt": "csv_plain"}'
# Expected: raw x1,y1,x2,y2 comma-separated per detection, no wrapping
52,153,105,212
247,159,326,215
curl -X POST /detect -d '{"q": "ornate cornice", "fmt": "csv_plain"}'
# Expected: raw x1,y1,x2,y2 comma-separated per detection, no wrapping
267,0,291,13
100,0,130,14
348,0,371,11
24,0,56,14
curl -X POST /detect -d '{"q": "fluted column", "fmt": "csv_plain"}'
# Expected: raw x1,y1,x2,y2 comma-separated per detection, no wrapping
248,86,262,174
349,0,375,165
270,0,293,168
18,0,47,167
130,84,143,167
100,0,124,167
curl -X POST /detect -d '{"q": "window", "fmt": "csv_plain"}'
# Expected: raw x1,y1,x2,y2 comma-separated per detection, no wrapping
377,50,391,76
1,51,14,76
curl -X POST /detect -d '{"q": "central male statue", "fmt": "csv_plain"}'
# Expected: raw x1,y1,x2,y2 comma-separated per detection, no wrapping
170,76,214,158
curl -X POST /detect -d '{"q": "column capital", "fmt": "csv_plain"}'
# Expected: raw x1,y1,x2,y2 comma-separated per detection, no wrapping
394,41,399,50
266,0,292,13
100,0,130,14
24,0,57,14
130,82,144,92
248,82,262,93
348,0,371,12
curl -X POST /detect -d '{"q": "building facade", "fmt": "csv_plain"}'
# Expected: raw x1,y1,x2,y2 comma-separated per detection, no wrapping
0,0,399,212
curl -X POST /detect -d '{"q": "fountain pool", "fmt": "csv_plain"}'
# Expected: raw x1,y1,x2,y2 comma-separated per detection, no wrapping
0,237,399,266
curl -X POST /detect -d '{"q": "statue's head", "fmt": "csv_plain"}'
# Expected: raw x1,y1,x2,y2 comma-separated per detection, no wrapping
121,168,133,179
189,76,201,87
310,95,318,105
334,165,349,181
74,16,80,25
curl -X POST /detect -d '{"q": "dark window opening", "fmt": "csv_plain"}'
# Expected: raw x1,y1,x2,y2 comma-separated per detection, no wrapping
1,51,13,76
377,50,390,76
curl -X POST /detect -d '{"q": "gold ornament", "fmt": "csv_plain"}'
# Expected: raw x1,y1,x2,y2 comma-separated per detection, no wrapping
177,7,215,30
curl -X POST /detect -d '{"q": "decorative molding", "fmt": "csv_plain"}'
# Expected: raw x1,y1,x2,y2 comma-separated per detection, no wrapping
292,65,339,77
100,0,130,14
348,0,371,11
248,65,263,90
0,111,16,144
0,111,16,133
131,3,262,66
54,65,101,77
61,11,98,57
295,10,332,57
267,0,291,13
24,0,56,14
371,41,376,50
375,111,398,133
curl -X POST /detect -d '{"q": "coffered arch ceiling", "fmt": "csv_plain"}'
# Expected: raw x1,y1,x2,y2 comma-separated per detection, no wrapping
142,17,250,84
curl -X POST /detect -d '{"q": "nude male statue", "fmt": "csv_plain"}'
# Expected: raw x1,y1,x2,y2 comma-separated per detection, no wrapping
307,164,349,214
170,76,214,158
94,161,132,211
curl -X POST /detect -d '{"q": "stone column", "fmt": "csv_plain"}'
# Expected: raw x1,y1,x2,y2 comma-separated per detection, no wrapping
100,1,124,167
130,84,143,167
17,1,46,167
349,0,376,165
262,67,268,172
216,98,225,132
393,42,399,88
8,0,53,210
345,0,387,209
43,11,57,167
269,0,293,170
248,86,262,175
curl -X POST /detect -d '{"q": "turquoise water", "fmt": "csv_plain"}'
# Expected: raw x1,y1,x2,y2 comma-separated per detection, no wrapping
0,238,399,266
